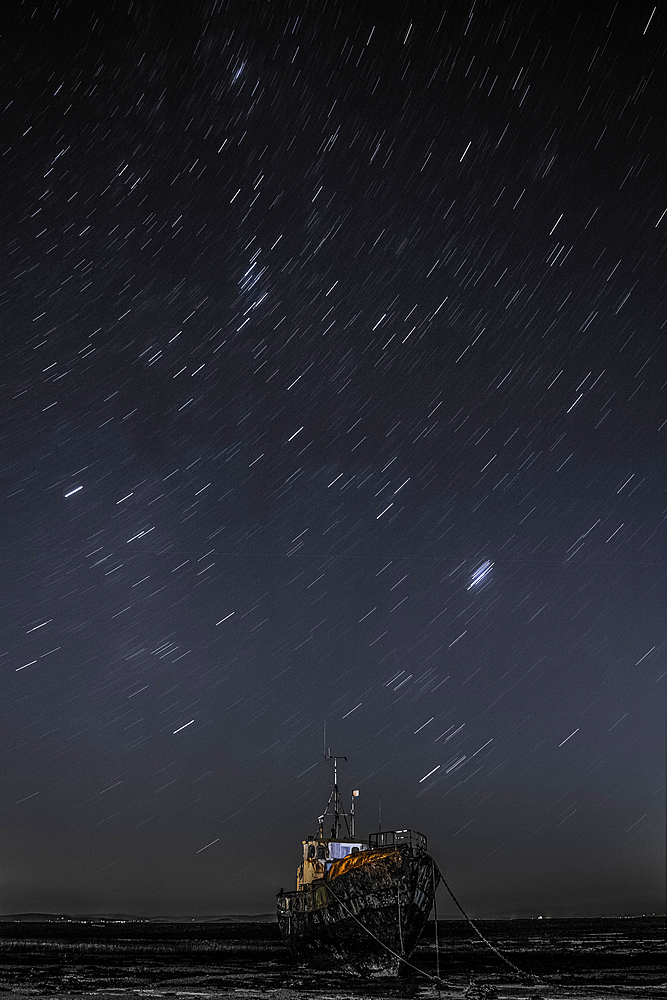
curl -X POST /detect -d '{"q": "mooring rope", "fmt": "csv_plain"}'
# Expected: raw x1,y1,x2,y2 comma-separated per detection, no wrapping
325,880,454,987
436,864,546,986
434,868,645,999
326,862,632,997
433,861,440,981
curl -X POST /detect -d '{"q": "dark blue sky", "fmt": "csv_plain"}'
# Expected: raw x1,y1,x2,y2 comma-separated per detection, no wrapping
0,0,664,918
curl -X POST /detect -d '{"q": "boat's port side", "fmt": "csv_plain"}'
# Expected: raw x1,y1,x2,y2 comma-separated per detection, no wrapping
278,883,329,912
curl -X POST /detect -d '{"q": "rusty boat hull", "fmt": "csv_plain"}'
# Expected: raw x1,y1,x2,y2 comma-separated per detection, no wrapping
276,843,438,976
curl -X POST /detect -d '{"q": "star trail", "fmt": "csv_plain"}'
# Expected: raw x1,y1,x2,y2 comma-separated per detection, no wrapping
0,0,664,919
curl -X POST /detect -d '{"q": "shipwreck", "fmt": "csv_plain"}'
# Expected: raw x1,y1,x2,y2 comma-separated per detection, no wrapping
276,753,441,976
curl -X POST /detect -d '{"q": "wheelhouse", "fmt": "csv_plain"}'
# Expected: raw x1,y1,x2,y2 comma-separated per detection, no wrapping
297,837,366,889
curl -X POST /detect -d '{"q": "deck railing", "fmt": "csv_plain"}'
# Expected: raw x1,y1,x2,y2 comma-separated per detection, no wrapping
368,828,427,851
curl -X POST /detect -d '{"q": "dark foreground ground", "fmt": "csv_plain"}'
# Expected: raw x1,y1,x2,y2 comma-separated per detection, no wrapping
0,915,664,999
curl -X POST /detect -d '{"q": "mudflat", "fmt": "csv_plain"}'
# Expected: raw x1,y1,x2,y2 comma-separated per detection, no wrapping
0,915,663,999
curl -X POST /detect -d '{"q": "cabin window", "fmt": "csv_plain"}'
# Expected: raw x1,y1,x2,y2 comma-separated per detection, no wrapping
307,844,316,860
316,845,326,861
328,842,364,860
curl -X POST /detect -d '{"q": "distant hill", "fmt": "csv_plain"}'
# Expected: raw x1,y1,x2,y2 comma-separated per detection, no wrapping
0,912,277,923
0,913,141,922
148,914,277,923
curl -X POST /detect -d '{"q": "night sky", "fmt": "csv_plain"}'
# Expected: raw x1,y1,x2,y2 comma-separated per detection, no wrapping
1,0,665,920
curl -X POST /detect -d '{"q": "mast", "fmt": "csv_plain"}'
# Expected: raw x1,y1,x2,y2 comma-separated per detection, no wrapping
325,749,346,838
316,749,359,840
